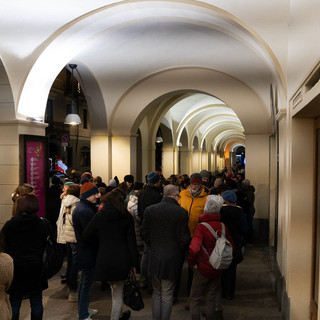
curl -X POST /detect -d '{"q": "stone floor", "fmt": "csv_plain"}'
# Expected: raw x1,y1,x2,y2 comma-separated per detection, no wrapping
19,245,282,319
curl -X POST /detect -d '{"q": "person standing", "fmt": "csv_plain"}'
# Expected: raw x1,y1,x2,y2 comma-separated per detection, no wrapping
63,184,81,302
1,194,49,320
188,195,235,320
141,185,190,320
178,173,209,306
220,190,249,300
72,179,100,320
138,171,163,291
83,188,137,320
0,231,13,320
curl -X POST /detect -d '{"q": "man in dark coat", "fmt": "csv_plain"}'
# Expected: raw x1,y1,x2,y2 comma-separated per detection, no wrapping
72,179,100,320
141,185,190,320
138,171,163,290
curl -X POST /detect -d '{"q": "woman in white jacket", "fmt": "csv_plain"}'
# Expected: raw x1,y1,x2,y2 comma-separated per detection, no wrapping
61,184,81,302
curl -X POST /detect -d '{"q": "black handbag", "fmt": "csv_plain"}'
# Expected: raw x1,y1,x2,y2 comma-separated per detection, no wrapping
41,218,64,279
123,274,144,311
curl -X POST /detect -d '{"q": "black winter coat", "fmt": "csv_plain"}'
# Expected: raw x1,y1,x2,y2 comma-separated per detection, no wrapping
1,213,48,296
220,204,249,249
137,184,162,221
141,197,191,281
72,199,98,268
83,203,138,282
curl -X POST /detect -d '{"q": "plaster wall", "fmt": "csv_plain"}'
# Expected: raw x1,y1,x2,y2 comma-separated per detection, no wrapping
245,134,270,220
162,146,174,178
287,0,320,98
287,118,313,319
91,135,111,183
111,136,132,180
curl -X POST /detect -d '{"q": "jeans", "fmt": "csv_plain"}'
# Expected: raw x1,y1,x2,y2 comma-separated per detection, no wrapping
78,266,94,320
189,270,222,320
67,242,79,291
109,280,126,320
152,276,175,320
10,291,43,317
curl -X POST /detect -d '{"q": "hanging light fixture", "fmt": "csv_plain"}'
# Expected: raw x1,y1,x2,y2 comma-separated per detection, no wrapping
155,127,163,143
64,64,81,125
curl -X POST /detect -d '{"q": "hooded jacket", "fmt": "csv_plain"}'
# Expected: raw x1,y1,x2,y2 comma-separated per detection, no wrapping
83,202,138,281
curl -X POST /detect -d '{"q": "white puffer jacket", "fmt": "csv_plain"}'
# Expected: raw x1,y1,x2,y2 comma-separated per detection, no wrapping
62,195,80,243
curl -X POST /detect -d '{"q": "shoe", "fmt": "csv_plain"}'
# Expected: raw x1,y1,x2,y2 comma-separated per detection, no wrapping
184,300,190,311
119,310,131,320
68,290,78,302
61,278,67,284
60,273,66,279
89,308,98,317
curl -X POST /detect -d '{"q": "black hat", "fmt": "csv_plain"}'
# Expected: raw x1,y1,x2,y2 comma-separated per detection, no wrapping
124,175,134,183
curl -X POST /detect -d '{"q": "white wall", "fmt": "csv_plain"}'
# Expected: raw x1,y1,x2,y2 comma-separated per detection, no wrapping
245,134,270,220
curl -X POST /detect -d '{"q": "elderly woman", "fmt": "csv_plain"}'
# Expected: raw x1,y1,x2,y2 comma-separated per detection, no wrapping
188,195,235,320
0,231,13,320
1,193,48,320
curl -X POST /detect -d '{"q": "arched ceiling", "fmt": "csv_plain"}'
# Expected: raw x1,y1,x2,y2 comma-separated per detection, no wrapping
161,93,244,152
0,0,284,146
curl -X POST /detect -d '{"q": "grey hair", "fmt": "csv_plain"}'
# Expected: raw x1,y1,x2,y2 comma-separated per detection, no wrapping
204,195,224,214
164,184,179,197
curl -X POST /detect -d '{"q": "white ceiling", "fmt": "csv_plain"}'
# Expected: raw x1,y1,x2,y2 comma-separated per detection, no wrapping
0,0,283,151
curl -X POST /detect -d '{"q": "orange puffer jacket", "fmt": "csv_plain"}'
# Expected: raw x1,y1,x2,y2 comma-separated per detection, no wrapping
179,187,209,237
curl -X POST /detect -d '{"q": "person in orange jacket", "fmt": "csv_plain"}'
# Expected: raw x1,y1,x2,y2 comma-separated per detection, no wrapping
177,173,209,306
179,173,210,238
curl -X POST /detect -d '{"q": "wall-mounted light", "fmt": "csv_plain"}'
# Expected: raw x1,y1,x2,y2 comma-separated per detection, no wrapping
64,64,81,125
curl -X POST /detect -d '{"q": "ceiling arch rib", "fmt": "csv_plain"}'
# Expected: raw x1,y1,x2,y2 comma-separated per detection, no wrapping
212,130,245,151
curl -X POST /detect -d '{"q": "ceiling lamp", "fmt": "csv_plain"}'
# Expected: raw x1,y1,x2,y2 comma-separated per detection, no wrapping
64,64,81,125
156,127,163,143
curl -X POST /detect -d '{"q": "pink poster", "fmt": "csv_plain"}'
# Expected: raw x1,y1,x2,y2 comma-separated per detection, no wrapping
26,141,45,217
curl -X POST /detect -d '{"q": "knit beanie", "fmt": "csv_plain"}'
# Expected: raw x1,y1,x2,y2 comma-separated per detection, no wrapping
147,171,160,185
80,179,99,200
200,170,210,178
64,181,75,186
108,179,117,187
190,173,202,184
222,190,237,203
124,175,134,183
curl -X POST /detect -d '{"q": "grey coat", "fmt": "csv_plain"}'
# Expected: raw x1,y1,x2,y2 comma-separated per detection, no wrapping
141,197,190,281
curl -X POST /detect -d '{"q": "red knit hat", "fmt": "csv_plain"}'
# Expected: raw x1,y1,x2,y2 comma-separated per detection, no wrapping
80,181,99,199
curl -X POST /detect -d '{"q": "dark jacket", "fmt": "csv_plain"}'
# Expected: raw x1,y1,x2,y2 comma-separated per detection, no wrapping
138,184,162,221
220,203,249,249
141,197,190,281
83,202,138,281
72,199,98,268
188,213,235,279
1,213,48,296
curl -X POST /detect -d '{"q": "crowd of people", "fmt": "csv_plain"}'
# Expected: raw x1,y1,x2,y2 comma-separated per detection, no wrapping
0,164,255,320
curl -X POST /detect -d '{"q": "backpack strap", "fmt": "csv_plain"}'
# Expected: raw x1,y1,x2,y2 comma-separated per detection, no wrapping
200,222,225,257
201,222,224,239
